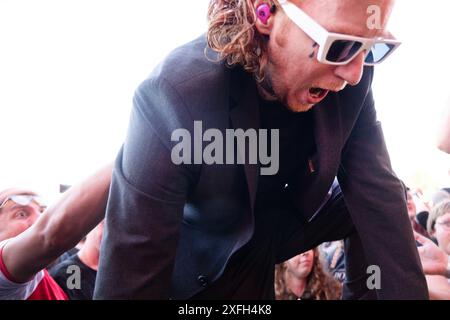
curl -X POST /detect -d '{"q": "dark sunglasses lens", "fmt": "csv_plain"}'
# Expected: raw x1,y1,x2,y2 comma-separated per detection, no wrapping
365,43,396,64
326,40,362,63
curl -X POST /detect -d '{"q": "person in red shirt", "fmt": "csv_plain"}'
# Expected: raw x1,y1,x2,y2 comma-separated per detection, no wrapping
0,164,111,300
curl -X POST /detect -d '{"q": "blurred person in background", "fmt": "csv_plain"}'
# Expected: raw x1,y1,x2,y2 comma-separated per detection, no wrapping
427,200,450,256
405,187,430,238
320,240,346,283
415,231,450,300
0,164,111,300
49,221,104,300
413,200,450,300
430,189,450,209
275,248,341,300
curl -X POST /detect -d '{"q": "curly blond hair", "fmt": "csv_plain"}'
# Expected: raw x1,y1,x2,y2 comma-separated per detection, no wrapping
207,0,277,82
274,248,342,300
428,199,450,234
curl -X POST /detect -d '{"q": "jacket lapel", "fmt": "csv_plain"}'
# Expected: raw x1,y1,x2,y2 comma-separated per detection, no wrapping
289,93,343,222
229,68,260,214
313,93,342,182
228,67,343,222
308,93,343,220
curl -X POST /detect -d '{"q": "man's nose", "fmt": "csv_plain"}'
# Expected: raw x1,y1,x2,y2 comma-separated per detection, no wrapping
334,51,366,86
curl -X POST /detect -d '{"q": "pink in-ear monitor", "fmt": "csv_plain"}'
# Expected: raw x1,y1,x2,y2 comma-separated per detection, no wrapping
256,3,271,24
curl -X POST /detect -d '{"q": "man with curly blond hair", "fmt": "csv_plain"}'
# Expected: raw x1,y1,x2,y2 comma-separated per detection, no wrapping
95,0,428,299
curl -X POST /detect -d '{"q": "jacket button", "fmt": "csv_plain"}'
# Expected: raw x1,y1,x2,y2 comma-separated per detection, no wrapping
197,275,209,287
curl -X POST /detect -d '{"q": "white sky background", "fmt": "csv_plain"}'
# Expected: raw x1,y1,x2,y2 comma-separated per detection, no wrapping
0,0,449,203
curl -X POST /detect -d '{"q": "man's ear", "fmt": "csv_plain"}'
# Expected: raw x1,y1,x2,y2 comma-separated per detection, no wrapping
254,1,276,36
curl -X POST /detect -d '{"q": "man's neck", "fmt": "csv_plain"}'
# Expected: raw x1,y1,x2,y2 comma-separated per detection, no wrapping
77,245,99,271
257,76,278,102
285,272,307,298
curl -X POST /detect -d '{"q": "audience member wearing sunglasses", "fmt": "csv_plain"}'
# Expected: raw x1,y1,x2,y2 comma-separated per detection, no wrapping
95,0,427,299
0,164,112,300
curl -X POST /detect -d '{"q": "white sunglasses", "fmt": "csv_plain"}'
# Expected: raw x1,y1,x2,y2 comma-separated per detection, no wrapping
0,194,46,213
278,0,401,66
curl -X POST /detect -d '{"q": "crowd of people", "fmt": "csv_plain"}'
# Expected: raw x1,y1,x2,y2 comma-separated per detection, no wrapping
0,179,448,300
1,0,450,300
0,166,111,300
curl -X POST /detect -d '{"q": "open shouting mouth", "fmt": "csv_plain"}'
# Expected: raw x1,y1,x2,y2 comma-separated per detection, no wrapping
307,87,329,104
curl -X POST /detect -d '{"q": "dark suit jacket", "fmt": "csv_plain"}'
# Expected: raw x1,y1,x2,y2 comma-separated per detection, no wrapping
94,36,428,299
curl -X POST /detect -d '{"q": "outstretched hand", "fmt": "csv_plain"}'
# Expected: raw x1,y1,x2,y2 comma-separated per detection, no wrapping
414,231,448,276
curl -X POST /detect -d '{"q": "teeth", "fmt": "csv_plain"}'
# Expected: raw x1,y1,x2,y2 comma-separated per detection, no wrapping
310,87,323,98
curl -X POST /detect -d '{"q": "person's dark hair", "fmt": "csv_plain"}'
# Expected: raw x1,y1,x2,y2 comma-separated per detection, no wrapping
274,248,342,300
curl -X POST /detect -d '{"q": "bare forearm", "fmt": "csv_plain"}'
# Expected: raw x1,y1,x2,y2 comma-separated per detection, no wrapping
2,163,112,282
42,163,112,253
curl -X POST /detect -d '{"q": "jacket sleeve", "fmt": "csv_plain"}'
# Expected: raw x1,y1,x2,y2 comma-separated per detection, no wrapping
94,76,197,299
337,79,429,299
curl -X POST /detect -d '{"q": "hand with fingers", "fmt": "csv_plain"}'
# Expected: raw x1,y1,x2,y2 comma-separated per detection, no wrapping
414,231,448,277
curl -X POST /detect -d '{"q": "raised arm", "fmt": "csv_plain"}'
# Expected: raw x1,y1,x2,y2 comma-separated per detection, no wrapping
1,163,112,283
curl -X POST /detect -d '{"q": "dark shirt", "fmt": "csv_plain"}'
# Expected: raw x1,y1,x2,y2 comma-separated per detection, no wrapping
49,254,97,300
192,98,314,299
258,97,315,194
47,247,79,271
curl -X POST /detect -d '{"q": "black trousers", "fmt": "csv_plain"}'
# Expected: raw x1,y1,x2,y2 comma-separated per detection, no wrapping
275,181,377,299
192,182,377,299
